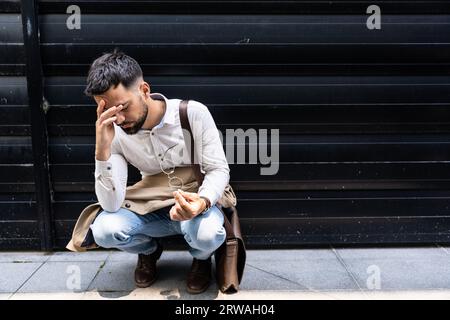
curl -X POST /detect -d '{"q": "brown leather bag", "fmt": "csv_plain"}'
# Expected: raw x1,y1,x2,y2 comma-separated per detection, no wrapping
214,205,246,293
179,100,246,293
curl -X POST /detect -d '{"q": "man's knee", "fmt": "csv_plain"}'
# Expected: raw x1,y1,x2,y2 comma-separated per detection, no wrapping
90,210,133,248
198,227,226,252
184,222,226,252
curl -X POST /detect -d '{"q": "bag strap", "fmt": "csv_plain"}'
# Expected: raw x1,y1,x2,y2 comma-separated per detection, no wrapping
179,100,204,186
179,100,235,239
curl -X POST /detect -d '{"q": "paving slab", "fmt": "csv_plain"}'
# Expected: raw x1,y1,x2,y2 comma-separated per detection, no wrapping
248,257,359,291
17,261,103,293
62,249,359,293
2,247,450,299
87,259,137,292
88,252,220,299
0,262,43,293
336,248,450,291
90,252,192,292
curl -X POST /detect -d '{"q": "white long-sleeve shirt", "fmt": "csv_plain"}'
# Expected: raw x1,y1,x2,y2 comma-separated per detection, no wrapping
94,93,230,212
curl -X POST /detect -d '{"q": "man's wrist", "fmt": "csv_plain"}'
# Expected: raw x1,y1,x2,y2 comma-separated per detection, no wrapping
199,196,211,214
95,149,111,161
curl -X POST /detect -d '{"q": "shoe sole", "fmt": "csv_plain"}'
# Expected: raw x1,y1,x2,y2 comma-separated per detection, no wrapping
186,282,210,294
135,276,157,288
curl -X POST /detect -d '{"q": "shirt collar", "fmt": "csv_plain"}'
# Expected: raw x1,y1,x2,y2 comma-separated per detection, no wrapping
149,93,176,128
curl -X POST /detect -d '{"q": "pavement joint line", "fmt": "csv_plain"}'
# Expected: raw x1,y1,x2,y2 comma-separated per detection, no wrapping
243,262,343,299
330,245,368,299
9,253,53,297
246,254,372,300
86,251,112,292
244,263,309,290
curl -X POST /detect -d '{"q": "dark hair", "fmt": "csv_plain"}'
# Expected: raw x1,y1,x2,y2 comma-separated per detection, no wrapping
84,49,143,96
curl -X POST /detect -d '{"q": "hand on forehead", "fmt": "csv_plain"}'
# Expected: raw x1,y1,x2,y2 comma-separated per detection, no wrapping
94,83,134,109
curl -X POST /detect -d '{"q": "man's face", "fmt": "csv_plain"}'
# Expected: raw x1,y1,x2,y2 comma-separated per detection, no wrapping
94,83,148,135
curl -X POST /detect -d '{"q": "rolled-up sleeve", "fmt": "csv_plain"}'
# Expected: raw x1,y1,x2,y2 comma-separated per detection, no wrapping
187,100,230,206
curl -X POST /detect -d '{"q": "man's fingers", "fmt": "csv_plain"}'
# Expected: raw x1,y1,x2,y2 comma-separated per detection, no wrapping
98,105,123,122
96,99,105,119
174,191,192,212
97,105,123,123
170,211,180,221
175,202,191,220
99,116,117,128
98,105,116,122
96,99,105,118
170,206,184,221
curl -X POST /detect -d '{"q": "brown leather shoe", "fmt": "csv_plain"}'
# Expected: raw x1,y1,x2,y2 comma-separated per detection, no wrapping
134,243,163,288
186,257,212,294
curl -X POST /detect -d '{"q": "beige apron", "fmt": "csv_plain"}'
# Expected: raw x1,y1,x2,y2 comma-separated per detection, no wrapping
66,166,238,252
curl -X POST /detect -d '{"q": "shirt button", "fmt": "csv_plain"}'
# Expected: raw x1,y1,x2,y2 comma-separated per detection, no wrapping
151,132,155,136
158,154,161,157
125,203,130,208
107,166,111,170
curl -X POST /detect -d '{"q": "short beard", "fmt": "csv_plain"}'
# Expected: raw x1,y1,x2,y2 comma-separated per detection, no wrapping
122,97,148,135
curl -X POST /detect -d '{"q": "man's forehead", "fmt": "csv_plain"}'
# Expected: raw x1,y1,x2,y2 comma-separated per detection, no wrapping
95,93,129,109
96,97,121,106
94,82,140,108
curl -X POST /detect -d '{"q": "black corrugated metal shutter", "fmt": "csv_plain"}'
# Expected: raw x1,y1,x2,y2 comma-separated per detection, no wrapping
0,0,40,249
2,0,450,250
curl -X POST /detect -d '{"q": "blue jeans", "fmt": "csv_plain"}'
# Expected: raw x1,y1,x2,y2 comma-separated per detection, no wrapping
90,205,226,260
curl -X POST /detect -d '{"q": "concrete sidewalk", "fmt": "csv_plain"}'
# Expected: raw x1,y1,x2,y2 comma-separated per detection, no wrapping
1,246,450,300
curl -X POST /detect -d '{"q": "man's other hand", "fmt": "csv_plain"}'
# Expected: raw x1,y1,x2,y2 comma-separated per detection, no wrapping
170,190,208,221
